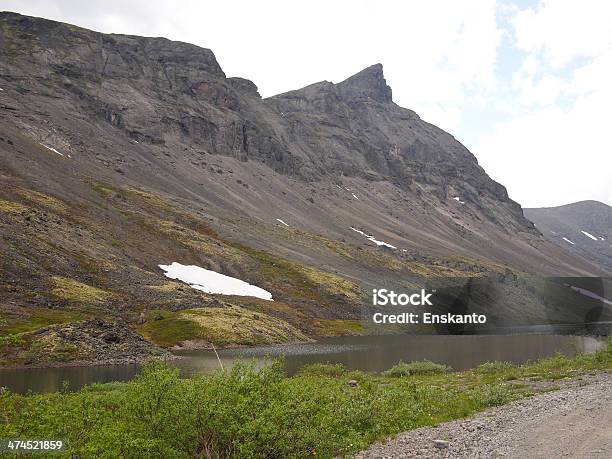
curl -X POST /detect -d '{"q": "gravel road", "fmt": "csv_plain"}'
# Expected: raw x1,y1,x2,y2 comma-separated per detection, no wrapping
356,371,612,458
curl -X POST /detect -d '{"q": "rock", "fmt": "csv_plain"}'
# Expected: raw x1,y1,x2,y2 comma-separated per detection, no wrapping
21,319,172,366
136,312,146,325
101,332,120,344
433,439,449,449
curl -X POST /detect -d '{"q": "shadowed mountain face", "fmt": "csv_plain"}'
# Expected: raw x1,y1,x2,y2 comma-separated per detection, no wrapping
525,201,612,272
0,13,607,363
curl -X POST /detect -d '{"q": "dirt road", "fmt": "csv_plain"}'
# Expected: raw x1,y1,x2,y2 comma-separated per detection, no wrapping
356,371,612,458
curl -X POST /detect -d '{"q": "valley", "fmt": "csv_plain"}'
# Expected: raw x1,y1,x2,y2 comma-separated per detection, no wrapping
0,12,610,369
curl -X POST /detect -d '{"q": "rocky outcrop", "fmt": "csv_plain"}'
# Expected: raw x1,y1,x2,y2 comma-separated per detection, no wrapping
1,319,171,368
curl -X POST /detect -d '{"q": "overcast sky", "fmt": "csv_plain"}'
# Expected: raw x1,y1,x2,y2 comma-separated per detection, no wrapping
2,0,611,208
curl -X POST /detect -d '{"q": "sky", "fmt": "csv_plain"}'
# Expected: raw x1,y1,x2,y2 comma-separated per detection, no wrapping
1,0,611,208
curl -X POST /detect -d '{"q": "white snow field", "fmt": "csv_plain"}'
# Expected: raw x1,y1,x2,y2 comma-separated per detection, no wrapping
40,143,63,156
581,230,598,241
350,227,397,249
158,262,273,300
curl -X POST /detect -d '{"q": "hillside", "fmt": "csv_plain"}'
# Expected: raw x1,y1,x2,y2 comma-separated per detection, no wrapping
0,12,608,366
525,200,612,272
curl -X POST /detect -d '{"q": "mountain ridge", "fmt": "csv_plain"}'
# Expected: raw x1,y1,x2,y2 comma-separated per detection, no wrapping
525,200,612,272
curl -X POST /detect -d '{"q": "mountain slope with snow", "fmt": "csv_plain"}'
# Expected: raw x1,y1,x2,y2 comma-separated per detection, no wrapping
525,201,612,272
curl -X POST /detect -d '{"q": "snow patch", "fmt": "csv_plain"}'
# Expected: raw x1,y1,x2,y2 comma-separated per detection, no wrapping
599,237,605,241
352,193,359,200
159,262,273,301
0,88,4,91
350,227,396,249
40,143,64,157
276,218,289,227
453,196,465,205
581,230,598,241
562,237,575,245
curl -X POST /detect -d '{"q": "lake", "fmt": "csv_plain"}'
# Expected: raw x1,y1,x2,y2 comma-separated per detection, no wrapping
0,334,606,393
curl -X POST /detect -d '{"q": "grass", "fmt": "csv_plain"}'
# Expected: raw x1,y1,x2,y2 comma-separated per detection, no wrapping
16,188,68,213
237,243,364,305
49,277,113,304
91,181,122,198
312,319,365,336
26,330,89,363
137,311,203,347
138,306,309,347
384,360,451,376
0,198,29,213
0,307,88,334
0,326,89,367
1,338,610,458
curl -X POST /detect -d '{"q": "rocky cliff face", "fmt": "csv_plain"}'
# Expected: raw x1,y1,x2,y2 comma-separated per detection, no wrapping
267,63,527,227
0,12,532,234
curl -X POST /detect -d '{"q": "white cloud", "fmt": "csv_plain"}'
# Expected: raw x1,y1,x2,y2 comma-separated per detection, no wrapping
476,93,611,207
513,0,612,68
476,1,612,207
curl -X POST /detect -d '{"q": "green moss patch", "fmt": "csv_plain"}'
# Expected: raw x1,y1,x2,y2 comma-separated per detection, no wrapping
50,277,113,304
312,319,365,336
0,198,29,213
0,307,88,335
16,188,68,213
139,306,309,347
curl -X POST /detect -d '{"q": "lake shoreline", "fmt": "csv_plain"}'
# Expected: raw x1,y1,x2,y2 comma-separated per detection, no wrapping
1,333,607,394
3,339,611,456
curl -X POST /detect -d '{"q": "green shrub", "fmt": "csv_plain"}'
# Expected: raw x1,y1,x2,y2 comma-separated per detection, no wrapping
476,361,516,374
0,333,25,346
471,384,513,407
527,352,573,372
3,344,612,459
298,363,347,378
384,360,450,377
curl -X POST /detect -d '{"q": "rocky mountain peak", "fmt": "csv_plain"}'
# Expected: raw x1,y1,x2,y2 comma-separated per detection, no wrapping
337,63,392,103
227,77,261,97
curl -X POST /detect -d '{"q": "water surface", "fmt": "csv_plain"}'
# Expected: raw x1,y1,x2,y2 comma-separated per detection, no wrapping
0,334,605,393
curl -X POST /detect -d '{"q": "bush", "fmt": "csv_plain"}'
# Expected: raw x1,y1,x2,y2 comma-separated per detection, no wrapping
298,363,347,378
384,360,450,377
3,345,612,458
0,333,25,346
476,361,516,374
471,384,513,407
527,352,573,372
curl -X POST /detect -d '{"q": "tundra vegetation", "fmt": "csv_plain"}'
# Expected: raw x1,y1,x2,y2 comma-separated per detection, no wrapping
1,338,611,458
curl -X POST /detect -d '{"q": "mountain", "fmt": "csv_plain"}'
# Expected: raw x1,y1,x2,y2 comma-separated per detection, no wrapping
0,12,607,366
525,201,612,272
